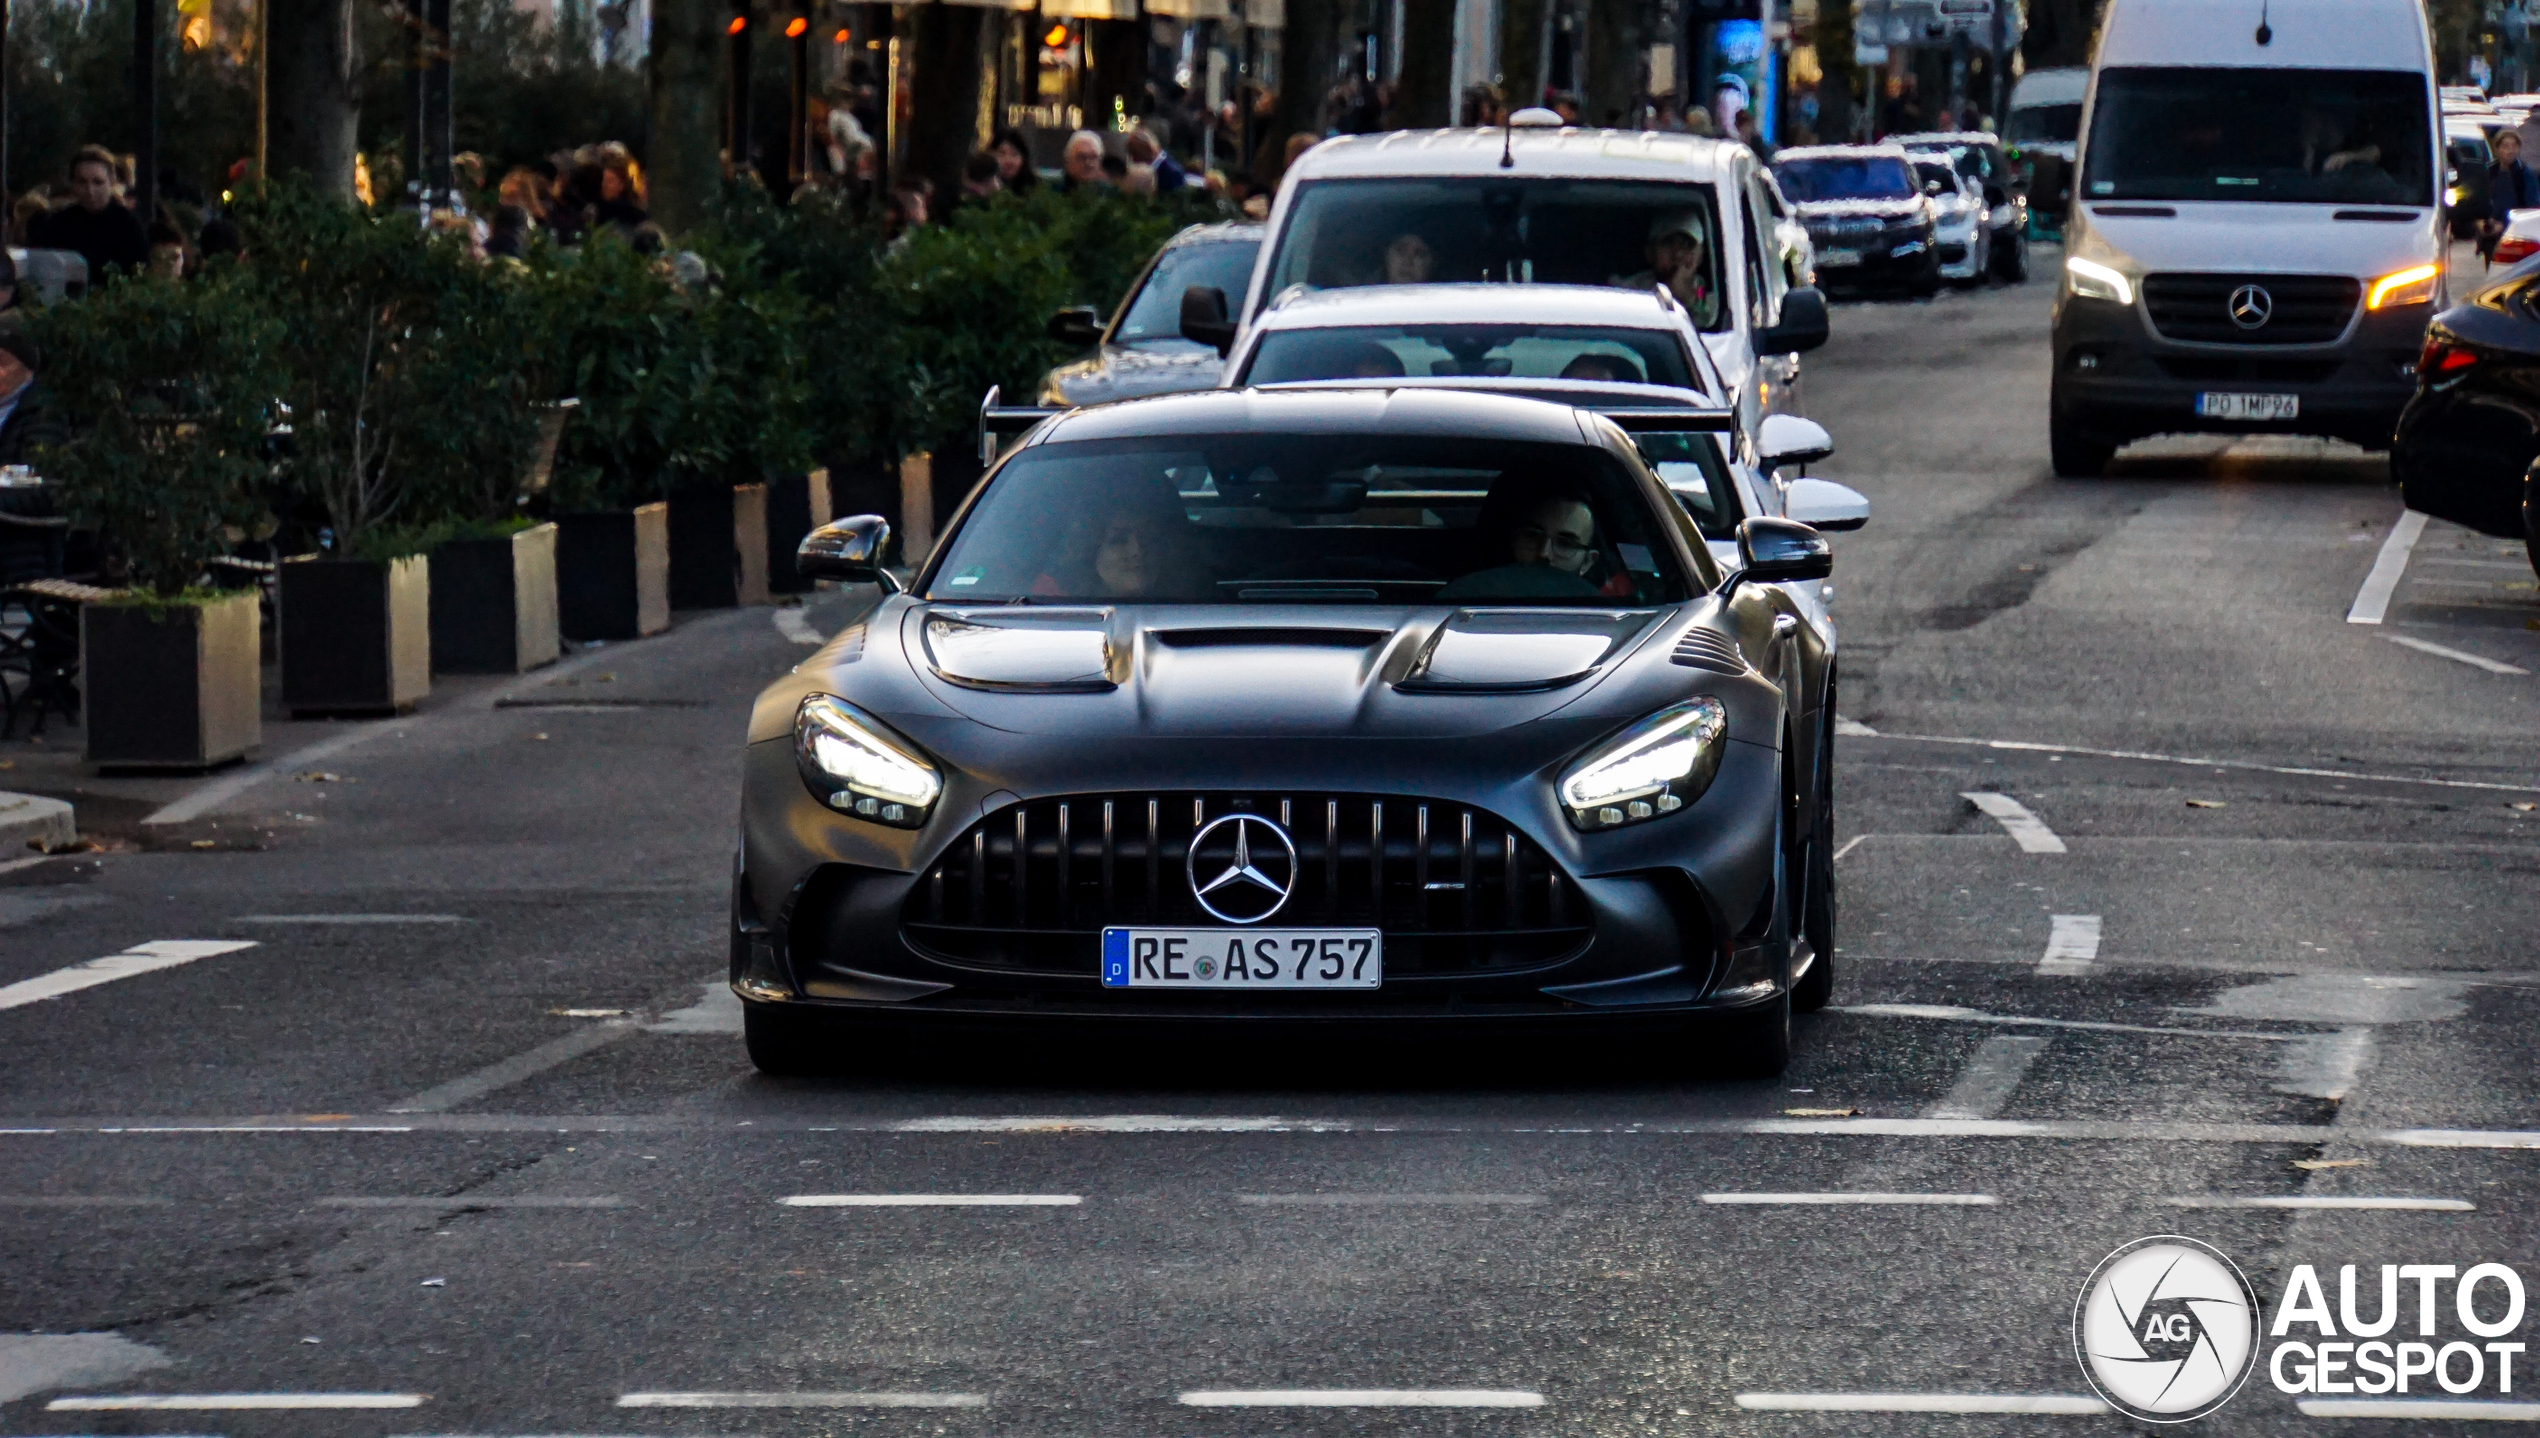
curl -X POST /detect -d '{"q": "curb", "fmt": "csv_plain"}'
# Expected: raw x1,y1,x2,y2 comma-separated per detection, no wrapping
0,791,76,854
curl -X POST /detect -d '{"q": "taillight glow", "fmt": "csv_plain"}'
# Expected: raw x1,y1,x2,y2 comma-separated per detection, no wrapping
2497,237,2540,266
2419,337,2478,379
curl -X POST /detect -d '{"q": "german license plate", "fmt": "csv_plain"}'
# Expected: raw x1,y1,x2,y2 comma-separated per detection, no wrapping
2195,391,2299,421
1101,928,1382,989
1817,248,1862,267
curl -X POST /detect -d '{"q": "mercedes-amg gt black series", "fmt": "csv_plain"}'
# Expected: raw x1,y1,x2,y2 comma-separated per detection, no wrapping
734,387,1840,1076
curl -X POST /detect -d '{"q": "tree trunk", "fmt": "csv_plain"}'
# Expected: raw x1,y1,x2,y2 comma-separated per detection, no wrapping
905,1,989,203
1385,0,1453,129
265,0,358,197
1580,0,1633,127
1815,0,1857,142
1266,0,1338,177
647,0,724,235
1498,0,1546,111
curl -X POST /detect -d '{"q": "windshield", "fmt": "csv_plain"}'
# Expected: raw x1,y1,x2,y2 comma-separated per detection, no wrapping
1262,179,1730,332
1631,431,1740,541
1113,240,1263,346
2008,103,2082,145
2083,67,2433,206
929,435,1691,607
1774,156,1918,202
1243,324,1698,390
1911,161,1958,194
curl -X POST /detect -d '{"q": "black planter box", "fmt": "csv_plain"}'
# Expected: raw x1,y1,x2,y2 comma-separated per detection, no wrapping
666,482,770,610
280,555,430,716
429,523,560,674
555,504,669,641
764,469,833,594
82,591,261,770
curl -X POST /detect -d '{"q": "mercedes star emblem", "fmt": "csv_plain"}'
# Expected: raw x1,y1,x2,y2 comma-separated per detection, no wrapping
2227,284,2273,330
1186,813,1298,924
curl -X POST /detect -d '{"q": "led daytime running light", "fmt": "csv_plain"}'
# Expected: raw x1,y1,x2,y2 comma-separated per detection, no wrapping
795,694,943,828
2064,255,2134,306
1560,698,1727,832
2366,262,2440,310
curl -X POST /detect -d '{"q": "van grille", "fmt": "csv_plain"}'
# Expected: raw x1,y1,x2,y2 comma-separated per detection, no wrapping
2141,273,2359,346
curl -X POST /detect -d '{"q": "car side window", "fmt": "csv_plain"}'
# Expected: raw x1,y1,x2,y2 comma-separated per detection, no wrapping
1746,175,1790,307
1737,186,1776,328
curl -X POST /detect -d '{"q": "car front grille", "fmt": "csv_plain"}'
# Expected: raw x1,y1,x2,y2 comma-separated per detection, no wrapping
902,793,1590,979
2141,273,2360,346
2154,357,2342,384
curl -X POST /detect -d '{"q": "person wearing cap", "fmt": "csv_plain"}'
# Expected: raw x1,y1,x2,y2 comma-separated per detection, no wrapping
1618,211,1720,327
0,332,66,469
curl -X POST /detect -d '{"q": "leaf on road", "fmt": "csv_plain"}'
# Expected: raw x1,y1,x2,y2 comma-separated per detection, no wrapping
2186,799,2227,808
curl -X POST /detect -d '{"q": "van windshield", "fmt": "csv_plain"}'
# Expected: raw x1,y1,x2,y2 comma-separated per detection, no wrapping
2008,104,2081,146
1260,178,1730,333
2083,67,2432,206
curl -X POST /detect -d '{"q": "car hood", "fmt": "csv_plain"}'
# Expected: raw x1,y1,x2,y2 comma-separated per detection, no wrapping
2080,203,2438,278
1043,342,1227,407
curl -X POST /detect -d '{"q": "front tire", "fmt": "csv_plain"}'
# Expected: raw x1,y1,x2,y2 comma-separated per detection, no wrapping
2051,407,2116,478
1996,229,2029,283
1792,710,1838,1014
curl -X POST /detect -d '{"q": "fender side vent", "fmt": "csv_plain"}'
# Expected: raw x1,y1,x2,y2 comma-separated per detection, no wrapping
1671,628,1745,674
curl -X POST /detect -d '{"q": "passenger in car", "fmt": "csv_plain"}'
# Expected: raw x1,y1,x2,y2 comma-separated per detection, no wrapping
1031,481,1206,599
1384,233,1438,283
1557,352,1645,383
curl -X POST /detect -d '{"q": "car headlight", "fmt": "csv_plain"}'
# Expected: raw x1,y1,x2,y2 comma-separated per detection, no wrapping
1558,698,1728,832
2366,262,2440,310
2064,255,2135,305
794,694,943,828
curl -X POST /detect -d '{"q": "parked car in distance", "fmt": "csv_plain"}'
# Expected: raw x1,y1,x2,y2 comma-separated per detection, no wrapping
2449,121,2495,240
2392,254,2540,578
1039,222,1263,407
1757,170,1818,290
1891,130,2031,282
1908,155,1992,286
1772,145,1942,297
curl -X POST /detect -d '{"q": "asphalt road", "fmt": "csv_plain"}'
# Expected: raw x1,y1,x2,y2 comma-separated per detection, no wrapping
4,270,2539,1437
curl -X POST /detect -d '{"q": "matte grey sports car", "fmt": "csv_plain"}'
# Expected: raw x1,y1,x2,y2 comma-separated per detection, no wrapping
734,386,1840,1076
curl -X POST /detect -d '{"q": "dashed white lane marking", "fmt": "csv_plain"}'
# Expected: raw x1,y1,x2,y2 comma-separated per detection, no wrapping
49,1394,425,1411
1237,1193,1545,1206
2166,1195,2474,1212
1921,1035,2050,1120
2384,633,2531,676
894,1115,1307,1133
0,941,259,1014
232,914,470,925
617,1392,987,1409
1179,1390,1544,1408
1961,792,2066,853
772,607,823,645
2301,1399,2540,1419
1836,1003,2301,1043
385,1022,640,1115
2346,508,2429,624
1831,834,1871,863
2038,914,2102,976
1735,1393,2106,1414
319,1196,627,1209
1834,716,1878,736
0,855,54,876
779,1194,1080,1207
1702,1192,1997,1206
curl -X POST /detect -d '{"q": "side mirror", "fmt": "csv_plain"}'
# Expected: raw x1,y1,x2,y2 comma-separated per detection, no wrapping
1758,413,1835,472
1735,516,1833,584
1756,286,1830,356
798,514,895,586
1179,284,1237,356
1046,305,1104,348
1784,477,1870,532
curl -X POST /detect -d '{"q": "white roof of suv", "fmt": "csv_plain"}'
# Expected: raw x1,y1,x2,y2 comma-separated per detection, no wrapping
1238,283,1731,402
1282,127,1747,184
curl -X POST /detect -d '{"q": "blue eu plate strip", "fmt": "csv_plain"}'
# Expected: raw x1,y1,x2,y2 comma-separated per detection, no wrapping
1101,928,1129,988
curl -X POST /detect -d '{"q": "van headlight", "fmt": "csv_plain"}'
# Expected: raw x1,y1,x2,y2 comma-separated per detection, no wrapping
1559,699,1728,831
795,695,943,828
2065,255,2135,305
2366,263,2441,310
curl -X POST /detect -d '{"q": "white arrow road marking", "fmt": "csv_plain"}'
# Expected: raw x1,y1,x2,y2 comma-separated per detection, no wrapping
2346,508,2428,624
2384,633,2530,676
0,941,258,1013
1961,793,2066,853
772,607,823,645
2038,915,2101,976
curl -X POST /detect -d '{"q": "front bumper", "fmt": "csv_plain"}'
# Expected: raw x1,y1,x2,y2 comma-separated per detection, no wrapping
1808,233,1939,289
732,737,1790,1025
2053,291,2429,449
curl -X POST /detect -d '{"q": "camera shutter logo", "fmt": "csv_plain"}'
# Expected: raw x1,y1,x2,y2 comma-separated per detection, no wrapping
1186,814,1297,924
2228,284,2274,330
2074,1236,2261,1422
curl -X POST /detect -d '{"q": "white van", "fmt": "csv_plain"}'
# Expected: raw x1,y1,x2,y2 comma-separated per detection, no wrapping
1182,124,1830,437
2049,0,2444,475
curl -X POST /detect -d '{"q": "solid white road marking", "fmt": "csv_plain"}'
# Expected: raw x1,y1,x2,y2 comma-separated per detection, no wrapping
2037,914,2101,976
1701,1192,1997,1206
2384,633,2530,676
892,1115,1310,1133
1735,1394,2107,1414
1961,792,2066,853
1178,1390,1544,1408
231,914,470,924
772,608,823,645
386,1023,640,1114
0,1195,173,1207
0,941,258,1013
1922,1035,2050,1120
49,1394,425,1410
2300,1399,2540,1419
0,855,55,876
1834,716,1878,736
1831,834,1871,863
318,1196,627,1209
780,1194,1080,1207
2166,1195,2473,1211
0,1333,172,1405
1237,1193,1544,1205
2346,508,2428,624
1861,730,2540,797
617,1392,987,1408
1835,1003,2300,1043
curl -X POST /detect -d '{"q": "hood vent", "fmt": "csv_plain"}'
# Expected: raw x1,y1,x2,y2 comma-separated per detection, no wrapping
1670,627,1746,674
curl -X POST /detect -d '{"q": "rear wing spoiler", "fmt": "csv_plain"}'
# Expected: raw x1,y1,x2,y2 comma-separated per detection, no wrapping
979,386,1063,464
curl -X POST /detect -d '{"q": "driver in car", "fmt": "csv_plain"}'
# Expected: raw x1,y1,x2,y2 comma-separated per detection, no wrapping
1616,213,1720,328
1435,481,1615,601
